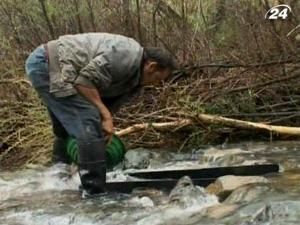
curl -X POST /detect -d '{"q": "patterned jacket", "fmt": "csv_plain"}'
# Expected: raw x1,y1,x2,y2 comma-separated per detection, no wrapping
47,33,144,98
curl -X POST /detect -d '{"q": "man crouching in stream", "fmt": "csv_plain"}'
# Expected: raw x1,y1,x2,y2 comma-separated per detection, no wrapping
25,33,175,197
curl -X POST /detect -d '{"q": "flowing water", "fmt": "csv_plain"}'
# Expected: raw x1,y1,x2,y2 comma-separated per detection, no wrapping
1,141,300,225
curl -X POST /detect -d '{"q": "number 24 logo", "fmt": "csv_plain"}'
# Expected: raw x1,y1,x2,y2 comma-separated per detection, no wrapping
265,4,291,20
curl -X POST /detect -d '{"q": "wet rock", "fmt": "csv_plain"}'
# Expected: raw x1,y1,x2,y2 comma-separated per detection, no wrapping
147,158,164,168
123,148,153,169
149,151,174,169
231,200,300,225
206,175,269,201
123,148,173,170
271,171,300,193
224,183,272,204
204,203,240,219
168,176,218,208
134,177,218,225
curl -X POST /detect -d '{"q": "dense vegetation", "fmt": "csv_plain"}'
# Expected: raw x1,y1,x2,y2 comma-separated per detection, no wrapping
0,0,300,169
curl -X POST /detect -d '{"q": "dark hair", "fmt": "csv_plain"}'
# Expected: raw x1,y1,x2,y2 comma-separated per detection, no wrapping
144,47,176,70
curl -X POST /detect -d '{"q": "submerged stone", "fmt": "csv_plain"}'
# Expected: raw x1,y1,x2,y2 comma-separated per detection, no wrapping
168,176,218,208
206,175,269,200
204,203,240,219
224,183,272,204
229,200,300,225
123,148,153,169
123,148,173,170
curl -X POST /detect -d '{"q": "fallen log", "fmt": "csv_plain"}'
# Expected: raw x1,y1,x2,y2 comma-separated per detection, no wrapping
115,113,300,137
115,119,193,136
196,113,300,136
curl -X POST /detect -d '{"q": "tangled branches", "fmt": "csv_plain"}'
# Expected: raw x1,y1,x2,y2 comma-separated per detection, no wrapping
0,80,52,169
1,57,300,169
114,58,300,148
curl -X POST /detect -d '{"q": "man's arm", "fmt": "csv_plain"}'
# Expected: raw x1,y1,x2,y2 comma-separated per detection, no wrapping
71,54,115,140
74,84,114,141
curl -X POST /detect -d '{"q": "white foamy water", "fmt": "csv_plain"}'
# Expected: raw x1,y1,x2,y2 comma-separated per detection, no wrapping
0,164,80,201
2,141,300,225
0,162,220,225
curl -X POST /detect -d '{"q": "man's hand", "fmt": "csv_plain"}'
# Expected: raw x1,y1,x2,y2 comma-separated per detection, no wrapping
74,84,115,142
102,116,114,143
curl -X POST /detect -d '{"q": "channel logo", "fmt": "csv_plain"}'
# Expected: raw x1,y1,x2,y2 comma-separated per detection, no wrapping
265,4,292,20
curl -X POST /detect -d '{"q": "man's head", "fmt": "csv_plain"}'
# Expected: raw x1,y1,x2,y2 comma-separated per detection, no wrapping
141,47,176,86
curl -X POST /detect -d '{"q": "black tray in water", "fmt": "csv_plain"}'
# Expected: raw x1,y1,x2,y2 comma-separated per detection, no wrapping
106,178,216,193
127,164,279,179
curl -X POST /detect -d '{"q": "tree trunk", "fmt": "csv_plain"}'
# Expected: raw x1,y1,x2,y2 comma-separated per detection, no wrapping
181,0,186,60
152,1,159,46
136,0,143,43
73,0,83,33
86,0,96,31
211,0,226,33
122,0,134,37
38,0,55,39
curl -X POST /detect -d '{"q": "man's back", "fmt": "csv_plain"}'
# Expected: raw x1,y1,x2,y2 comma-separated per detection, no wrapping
48,33,144,98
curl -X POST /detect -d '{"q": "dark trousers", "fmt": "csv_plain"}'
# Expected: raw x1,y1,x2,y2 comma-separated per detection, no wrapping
26,46,113,194
25,46,103,149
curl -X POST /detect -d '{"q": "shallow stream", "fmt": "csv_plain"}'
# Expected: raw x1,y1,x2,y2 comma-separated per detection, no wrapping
1,141,300,225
